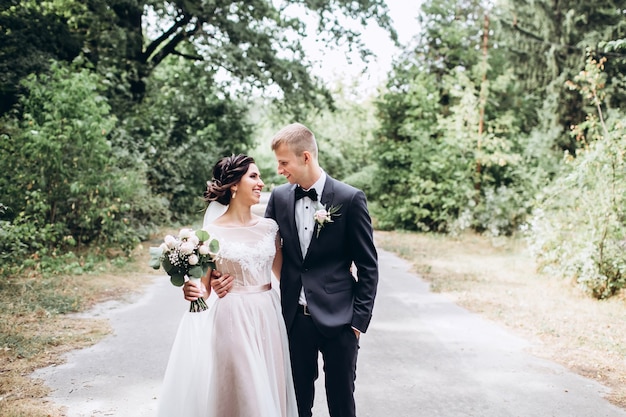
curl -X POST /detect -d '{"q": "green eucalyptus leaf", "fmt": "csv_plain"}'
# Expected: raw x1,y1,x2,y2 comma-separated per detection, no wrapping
148,246,163,270
188,265,204,279
208,239,220,254
195,229,209,242
162,255,174,273
170,274,185,287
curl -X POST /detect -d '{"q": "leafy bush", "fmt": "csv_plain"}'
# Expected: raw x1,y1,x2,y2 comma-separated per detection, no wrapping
529,57,626,298
530,117,626,298
0,61,166,273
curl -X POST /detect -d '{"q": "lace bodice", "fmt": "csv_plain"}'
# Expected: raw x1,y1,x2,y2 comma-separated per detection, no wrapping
158,216,297,417
206,218,278,288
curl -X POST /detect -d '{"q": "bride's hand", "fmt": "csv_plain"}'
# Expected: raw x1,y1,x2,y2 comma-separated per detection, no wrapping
211,271,234,298
182,280,206,301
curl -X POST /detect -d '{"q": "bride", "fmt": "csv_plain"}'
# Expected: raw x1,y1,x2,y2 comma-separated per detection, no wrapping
156,154,297,417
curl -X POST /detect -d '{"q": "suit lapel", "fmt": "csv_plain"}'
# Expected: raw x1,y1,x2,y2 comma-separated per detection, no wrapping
319,176,335,209
304,176,335,262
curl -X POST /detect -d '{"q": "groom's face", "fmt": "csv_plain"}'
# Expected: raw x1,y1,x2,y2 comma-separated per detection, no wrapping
274,143,307,186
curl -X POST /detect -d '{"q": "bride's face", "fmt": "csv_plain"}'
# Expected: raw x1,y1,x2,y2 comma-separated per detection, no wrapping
234,163,264,204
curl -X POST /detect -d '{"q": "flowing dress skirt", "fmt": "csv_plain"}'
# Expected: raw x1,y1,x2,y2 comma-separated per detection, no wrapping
156,288,297,417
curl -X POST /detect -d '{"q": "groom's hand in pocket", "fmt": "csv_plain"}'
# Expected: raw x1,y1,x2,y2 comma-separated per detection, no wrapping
210,270,234,298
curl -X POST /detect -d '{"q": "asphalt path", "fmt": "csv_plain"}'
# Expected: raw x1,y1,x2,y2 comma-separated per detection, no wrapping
34,248,626,417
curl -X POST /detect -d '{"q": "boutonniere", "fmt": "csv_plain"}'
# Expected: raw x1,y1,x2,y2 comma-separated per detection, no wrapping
313,203,342,238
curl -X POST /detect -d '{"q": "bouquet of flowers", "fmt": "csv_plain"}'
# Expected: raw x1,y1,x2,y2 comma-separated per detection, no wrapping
149,228,220,312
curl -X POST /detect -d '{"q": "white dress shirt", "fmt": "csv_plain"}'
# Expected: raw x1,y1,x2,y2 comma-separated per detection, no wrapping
296,171,326,306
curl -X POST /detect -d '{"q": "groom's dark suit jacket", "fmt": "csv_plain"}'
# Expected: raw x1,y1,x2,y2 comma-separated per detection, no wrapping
265,175,378,338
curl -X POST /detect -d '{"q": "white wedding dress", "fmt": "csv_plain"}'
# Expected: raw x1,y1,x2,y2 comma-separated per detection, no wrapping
156,217,297,417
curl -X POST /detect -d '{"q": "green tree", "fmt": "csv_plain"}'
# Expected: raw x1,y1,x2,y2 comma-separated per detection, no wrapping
0,0,395,116
0,62,165,263
372,66,442,230
493,0,626,153
0,0,399,226
416,0,487,80
371,0,552,234
0,0,82,114
117,56,254,219
372,0,481,231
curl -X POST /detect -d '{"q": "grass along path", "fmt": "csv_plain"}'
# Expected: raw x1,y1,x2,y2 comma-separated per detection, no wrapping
0,245,156,417
375,230,626,408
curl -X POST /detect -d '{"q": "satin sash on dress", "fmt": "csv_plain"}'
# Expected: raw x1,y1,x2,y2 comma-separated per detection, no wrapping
229,283,272,294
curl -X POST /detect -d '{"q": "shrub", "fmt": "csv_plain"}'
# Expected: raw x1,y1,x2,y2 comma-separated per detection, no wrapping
530,122,626,298
0,61,167,273
529,57,626,298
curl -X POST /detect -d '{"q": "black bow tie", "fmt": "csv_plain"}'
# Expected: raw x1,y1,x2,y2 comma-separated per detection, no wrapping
295,186,318,201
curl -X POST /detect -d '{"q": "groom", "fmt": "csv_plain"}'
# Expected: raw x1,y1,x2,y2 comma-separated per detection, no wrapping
190,123,378,417
266,122,378,417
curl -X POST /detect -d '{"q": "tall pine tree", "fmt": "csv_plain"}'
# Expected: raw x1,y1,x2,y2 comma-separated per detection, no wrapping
494,0,626,153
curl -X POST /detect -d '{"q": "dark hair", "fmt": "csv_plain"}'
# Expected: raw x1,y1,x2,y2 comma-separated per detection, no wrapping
204,154,255,205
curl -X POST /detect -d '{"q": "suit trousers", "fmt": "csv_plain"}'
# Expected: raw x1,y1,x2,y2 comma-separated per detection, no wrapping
288,309,359,417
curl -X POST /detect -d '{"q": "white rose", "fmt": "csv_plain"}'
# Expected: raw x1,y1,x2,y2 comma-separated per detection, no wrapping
179,228,193,239
189,235,200,246
179,241,195,255
314,209,330,223
198,244,210,255
188,254,199,265
159,242,169,252
164,235,177,248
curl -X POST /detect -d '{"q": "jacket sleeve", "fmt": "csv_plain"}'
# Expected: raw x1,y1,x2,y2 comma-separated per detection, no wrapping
347,190,378,333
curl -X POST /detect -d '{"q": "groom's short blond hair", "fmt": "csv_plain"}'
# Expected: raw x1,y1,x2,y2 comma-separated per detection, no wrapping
271,123,318,159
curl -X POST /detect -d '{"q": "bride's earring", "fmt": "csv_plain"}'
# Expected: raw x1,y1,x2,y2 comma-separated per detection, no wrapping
232,189,237,199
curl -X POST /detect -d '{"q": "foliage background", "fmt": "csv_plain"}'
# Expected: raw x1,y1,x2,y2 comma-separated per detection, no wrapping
1,0,626,299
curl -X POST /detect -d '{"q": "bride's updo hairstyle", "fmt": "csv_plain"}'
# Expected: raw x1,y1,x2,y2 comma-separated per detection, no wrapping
204,154,255,205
